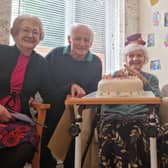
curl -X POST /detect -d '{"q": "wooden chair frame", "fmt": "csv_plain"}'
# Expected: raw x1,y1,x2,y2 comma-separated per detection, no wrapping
31,103,50,168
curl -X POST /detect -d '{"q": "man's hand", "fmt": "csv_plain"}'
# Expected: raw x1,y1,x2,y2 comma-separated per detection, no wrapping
71,84,86,97
102,74,113,79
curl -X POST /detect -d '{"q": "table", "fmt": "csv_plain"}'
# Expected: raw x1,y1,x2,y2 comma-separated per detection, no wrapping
65,91,161,168
65,91,161,105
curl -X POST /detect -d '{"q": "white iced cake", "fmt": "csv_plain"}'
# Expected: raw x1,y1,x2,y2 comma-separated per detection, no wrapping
97,76,144,97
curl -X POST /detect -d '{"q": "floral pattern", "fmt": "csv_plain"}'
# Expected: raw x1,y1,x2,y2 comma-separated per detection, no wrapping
98,114,168,168
0,121,39,149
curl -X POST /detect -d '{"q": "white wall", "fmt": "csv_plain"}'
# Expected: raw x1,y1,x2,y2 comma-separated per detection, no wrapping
125,0,139,37
0,0,11,44
139,0,168,89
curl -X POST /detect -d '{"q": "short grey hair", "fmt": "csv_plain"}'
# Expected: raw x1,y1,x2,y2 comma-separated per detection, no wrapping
11,14,44,41
123,43,149,64
69,23,94,41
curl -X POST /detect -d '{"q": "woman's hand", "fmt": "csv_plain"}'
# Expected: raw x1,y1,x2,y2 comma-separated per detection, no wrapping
0,105,13,123
71,84,86,97
124,64,148,86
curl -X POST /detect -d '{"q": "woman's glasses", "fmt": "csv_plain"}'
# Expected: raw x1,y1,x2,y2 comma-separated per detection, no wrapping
20,28,40,36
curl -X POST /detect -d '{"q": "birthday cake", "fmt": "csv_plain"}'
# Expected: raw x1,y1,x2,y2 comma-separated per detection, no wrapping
97,76,144,97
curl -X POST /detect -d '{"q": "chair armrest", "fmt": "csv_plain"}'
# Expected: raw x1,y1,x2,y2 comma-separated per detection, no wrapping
31,103,50,126
31,103,50,110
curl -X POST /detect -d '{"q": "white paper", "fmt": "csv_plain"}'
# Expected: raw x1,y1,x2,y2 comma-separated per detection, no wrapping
11,112,35,126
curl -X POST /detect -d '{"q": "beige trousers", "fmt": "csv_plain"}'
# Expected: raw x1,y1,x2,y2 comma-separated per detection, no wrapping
48,105,99,168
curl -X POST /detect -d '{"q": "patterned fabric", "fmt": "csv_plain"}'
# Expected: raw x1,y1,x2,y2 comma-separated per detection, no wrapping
98,113,168,168
0,121,39,148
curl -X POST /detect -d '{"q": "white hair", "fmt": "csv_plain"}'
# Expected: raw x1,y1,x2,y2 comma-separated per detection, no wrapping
69,23,94,41
11,14,44,40
123,43,149,64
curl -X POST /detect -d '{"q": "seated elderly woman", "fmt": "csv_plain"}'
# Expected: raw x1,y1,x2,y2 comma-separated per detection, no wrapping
98,43,168,168
0,15,57,168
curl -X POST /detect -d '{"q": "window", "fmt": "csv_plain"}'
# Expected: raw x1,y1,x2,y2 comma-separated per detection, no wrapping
11,0,125,73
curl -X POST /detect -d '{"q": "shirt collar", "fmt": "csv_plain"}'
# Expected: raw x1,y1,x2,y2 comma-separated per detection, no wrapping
63,45,93,62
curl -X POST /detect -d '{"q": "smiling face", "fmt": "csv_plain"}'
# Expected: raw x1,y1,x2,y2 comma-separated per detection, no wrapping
12,20,41,55
126,49,146,71
68,25,93,60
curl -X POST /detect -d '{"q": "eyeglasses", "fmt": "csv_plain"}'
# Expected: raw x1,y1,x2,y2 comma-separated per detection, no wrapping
20,28,40,36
